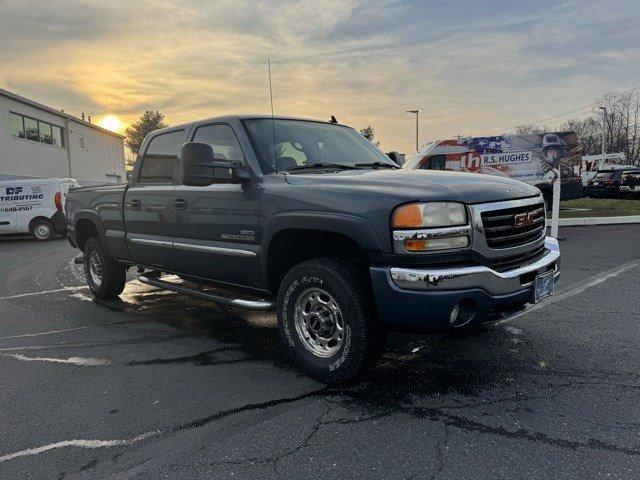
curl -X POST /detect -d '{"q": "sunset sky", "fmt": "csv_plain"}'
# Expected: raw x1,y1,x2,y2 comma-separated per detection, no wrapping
1,0,639,153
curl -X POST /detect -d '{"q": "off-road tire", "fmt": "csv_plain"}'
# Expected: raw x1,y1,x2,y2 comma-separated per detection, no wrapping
277,258,385,384
83,237,126,299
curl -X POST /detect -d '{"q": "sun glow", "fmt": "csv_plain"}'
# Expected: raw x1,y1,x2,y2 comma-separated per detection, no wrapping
97,115,126,133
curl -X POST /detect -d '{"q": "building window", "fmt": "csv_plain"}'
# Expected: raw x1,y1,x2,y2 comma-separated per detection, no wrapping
25,117,39,141
9,111,65,147
52,125,63,147
39,121,53,144
9,112,25,138
77,134,85,150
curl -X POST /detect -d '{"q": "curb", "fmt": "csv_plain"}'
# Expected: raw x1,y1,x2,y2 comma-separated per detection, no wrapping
556,216,640,226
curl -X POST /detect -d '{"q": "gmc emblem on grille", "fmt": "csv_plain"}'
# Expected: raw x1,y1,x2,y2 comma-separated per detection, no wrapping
514,212,538,228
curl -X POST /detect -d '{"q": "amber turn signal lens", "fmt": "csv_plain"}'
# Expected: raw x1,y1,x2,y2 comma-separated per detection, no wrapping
392,204,422,228
404,238,428,251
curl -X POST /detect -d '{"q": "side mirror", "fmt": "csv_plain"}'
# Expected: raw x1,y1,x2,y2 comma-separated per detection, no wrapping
181,142,250,186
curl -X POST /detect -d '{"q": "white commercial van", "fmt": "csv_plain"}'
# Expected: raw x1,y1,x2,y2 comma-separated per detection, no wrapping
403,132,584,205
0,178,78,240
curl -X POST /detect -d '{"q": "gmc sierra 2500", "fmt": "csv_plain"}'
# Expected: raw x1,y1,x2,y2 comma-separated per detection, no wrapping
66,115,560,383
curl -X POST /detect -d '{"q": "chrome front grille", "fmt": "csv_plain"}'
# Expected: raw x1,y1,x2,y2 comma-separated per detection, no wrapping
486,244,547,272
481,202,545,249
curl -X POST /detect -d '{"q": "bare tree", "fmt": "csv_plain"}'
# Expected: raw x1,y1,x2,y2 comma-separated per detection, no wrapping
514,124,551,135
510,90,640,165
563,117,601,155
596,90,640,164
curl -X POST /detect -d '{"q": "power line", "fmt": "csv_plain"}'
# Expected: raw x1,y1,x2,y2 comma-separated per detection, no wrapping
471,83,640,137
474,106,596,137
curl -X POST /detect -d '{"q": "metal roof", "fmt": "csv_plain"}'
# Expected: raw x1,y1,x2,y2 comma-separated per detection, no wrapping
0,87,125,138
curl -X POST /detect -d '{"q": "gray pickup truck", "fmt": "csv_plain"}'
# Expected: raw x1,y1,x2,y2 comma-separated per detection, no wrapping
66,115,560,383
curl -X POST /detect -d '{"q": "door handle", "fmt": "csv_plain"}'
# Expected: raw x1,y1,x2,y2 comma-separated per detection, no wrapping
172,197,187,210
130,197,141,210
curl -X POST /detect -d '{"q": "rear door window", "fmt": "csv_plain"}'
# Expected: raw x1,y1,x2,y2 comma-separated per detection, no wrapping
139,157,176,184
139,130,185,184
145,130,185,156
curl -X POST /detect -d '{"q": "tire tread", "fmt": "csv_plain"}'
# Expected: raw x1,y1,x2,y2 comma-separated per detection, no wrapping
84,237,126,299
277,257,384,384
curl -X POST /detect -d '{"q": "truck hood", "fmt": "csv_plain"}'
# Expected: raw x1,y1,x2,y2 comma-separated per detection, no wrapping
284,169,540,204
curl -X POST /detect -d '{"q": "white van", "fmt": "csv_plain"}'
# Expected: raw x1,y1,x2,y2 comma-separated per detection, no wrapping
0,178,79,241
403,132,584,204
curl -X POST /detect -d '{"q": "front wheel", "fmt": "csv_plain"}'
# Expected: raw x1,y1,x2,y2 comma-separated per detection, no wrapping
83,237,126,299
277,258,385,384
31,219,55,241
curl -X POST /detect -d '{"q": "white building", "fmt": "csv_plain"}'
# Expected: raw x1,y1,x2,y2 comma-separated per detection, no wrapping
0,88,125,185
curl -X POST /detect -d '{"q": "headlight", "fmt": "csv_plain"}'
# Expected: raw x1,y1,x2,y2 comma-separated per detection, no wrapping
392,202,470,253
392,202,466,228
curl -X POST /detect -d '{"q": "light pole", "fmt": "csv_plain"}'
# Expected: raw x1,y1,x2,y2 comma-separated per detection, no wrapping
598,106,607,155
405,109,422,152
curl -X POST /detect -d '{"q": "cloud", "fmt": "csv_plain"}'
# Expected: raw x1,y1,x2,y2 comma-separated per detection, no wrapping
1,0,639,152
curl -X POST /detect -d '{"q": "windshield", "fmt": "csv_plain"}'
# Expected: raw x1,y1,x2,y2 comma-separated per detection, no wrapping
402,142,434,170
244,119,397,173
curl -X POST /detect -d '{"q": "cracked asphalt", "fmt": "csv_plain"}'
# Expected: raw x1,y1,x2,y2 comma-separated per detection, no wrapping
1,224,639,479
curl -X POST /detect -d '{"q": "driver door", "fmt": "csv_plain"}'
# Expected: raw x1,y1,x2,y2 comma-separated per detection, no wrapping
171,123,262,288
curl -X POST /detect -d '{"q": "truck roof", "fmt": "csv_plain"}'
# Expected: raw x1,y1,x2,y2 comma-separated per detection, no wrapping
152,115,347,136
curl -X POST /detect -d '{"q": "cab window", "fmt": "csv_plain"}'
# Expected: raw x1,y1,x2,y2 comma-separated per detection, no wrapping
145,130,185,156
139,130,185,184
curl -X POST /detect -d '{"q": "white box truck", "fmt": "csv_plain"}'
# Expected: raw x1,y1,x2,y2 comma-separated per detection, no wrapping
0,178,78,240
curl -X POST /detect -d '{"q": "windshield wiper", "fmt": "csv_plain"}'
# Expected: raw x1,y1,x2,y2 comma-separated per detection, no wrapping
354,162,400,169
284,163,359,171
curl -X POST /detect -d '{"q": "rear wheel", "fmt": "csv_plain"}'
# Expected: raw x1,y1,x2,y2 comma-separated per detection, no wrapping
83,237,126,299
277,258,385,384
31,219,55,241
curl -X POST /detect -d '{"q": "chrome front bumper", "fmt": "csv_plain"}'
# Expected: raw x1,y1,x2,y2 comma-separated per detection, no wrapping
389,236,560,296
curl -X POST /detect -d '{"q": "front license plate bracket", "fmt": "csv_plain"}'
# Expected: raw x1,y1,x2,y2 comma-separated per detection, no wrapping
533,270,555,303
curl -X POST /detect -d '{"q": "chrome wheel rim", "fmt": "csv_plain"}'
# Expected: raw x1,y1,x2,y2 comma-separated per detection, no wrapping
34,223,51,239
88,251,103,287
294,287,344,358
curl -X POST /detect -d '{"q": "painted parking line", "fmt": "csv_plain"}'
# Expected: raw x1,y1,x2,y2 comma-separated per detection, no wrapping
1,353,111,366
0,320,132,340
0,431,162,463
496,258,640,325
0,285,89,301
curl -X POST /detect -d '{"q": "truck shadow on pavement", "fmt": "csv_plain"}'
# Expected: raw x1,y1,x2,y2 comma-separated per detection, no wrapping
104,285,539,412
77,285,640,461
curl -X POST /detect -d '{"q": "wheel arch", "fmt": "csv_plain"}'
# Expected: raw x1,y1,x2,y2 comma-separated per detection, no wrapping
74,211,109,255
261,212,383,295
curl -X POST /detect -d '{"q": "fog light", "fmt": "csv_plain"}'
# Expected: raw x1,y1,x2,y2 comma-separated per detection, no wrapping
449,303,460,324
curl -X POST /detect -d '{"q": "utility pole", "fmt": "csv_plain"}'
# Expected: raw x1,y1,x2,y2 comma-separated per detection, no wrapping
598,106,607,155
405,109,422,151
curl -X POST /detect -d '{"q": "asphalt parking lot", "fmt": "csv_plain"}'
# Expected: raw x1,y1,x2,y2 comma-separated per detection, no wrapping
1,225,640,480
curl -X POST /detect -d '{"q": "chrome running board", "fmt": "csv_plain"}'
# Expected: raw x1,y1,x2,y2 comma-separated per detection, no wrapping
138,275,274,310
